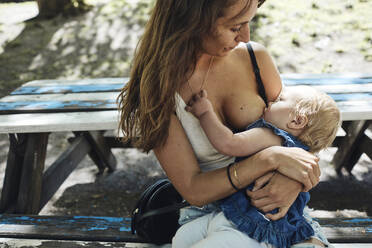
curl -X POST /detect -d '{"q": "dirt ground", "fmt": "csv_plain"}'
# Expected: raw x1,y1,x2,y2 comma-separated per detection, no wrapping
0,0,371,219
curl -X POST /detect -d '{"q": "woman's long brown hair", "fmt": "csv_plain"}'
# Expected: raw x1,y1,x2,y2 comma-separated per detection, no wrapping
117,0,265,153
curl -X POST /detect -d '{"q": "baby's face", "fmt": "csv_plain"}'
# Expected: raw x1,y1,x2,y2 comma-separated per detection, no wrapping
263,86,314,132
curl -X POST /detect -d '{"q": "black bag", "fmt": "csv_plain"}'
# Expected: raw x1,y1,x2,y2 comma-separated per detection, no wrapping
131,178,190,245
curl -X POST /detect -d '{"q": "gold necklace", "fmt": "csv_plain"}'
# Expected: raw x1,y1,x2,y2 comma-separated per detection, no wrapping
187,56,214,96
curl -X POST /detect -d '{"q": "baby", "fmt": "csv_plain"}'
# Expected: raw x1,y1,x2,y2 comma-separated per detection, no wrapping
185,85,341,248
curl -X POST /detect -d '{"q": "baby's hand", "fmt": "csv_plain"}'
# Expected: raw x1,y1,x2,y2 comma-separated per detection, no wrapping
185,90,213,118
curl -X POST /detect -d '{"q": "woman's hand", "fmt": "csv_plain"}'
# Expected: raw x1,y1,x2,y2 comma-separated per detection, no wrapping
246,172,302,220
268,146,320,192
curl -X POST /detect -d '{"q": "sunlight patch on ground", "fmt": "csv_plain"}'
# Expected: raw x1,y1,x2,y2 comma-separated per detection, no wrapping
0,1,38,25
309,208,368,218
24,0,148,80
256,0,372,73
0,23,25,55
0,1,38,55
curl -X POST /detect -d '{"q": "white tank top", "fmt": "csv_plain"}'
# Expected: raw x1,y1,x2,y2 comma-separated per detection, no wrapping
175,93,235,172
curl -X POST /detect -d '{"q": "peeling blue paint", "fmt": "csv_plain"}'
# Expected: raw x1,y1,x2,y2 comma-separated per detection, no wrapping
0,214,134,240
329,93,372,101
0,100,116,111
86,227,109,231
119,226,131,232
11,84,124,95
15,216,33,221
282,77,372,85
343,218,372,223
73,216,125,222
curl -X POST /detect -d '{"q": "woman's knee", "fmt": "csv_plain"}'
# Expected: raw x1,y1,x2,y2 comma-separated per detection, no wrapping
172,225,189,248
172,221,205,248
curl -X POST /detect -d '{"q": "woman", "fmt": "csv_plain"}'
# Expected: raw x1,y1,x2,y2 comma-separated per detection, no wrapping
118,0,330,247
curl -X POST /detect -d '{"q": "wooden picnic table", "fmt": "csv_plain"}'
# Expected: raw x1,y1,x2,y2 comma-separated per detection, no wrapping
0,77,129,215
0,74,371,215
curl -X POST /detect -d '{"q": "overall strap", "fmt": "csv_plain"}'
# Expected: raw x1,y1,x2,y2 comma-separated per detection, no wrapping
246,43,268,107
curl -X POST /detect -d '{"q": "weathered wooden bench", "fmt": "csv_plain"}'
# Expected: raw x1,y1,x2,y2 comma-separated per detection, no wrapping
0,78,130,215
0,74,371,246
0,214,371,247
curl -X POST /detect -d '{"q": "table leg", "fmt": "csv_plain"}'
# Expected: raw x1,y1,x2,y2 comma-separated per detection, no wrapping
333,120,371,174
75,131,117,173
0,134,28,213
39,135,91,211
15,133,49,214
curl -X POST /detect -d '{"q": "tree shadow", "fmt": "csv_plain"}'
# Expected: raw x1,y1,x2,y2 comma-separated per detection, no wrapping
50,149,165,217
0,0,152,98
309,172,372,216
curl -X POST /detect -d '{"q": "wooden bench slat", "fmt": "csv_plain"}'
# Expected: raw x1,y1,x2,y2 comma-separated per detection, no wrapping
11,84,124,95
332,245,372,248
4,91,372,105
282,73,372,78
0,239,157,248
0,92,119,114
3,75,371,116
317,217,372,243
329,93,372,102
0,215,143,243
0,215,371,244
0,239,369,248
340,109,372,121
283,78,372,86
335,101,372,120
20,78,128,87
1,92,119,103
0,101,117,114
310,83,372,94
0,103,370,134
0,111,119,133
282,74,372,85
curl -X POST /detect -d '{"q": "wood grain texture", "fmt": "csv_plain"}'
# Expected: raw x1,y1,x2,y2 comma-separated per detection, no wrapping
0,238,157,248
40,135,92,211
0,75,371,133
0,134,27,213
0,110,120,133
0,239,369,248
15,133,49,214
0,215,371,244
333,120,371,172
0,215,142,243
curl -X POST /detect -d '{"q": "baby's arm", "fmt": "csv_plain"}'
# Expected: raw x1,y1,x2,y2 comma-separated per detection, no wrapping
186,90,282,157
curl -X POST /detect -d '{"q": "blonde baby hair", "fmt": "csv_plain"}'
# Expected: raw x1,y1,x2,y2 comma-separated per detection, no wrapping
293,86,341,153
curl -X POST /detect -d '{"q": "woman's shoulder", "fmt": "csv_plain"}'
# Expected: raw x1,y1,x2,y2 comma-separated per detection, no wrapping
232,42,282,102
232,41,271,63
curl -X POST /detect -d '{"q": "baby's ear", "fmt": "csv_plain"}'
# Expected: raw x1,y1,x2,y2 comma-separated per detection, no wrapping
288,114,308,130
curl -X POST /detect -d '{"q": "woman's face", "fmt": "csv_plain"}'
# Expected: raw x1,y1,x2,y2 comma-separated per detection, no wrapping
202,0,258,57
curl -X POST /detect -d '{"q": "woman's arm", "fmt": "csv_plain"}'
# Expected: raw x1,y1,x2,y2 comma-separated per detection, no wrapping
153,114,278,206
186,90,282,157
154,114,320,206
186,90,318,190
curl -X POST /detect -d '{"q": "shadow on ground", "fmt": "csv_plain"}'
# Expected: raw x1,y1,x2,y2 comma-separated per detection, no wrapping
0,0,150,98
49,147,372,218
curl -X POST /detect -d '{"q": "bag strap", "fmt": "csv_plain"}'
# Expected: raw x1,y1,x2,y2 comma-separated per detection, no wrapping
136,200,190,224
246,42,268,107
